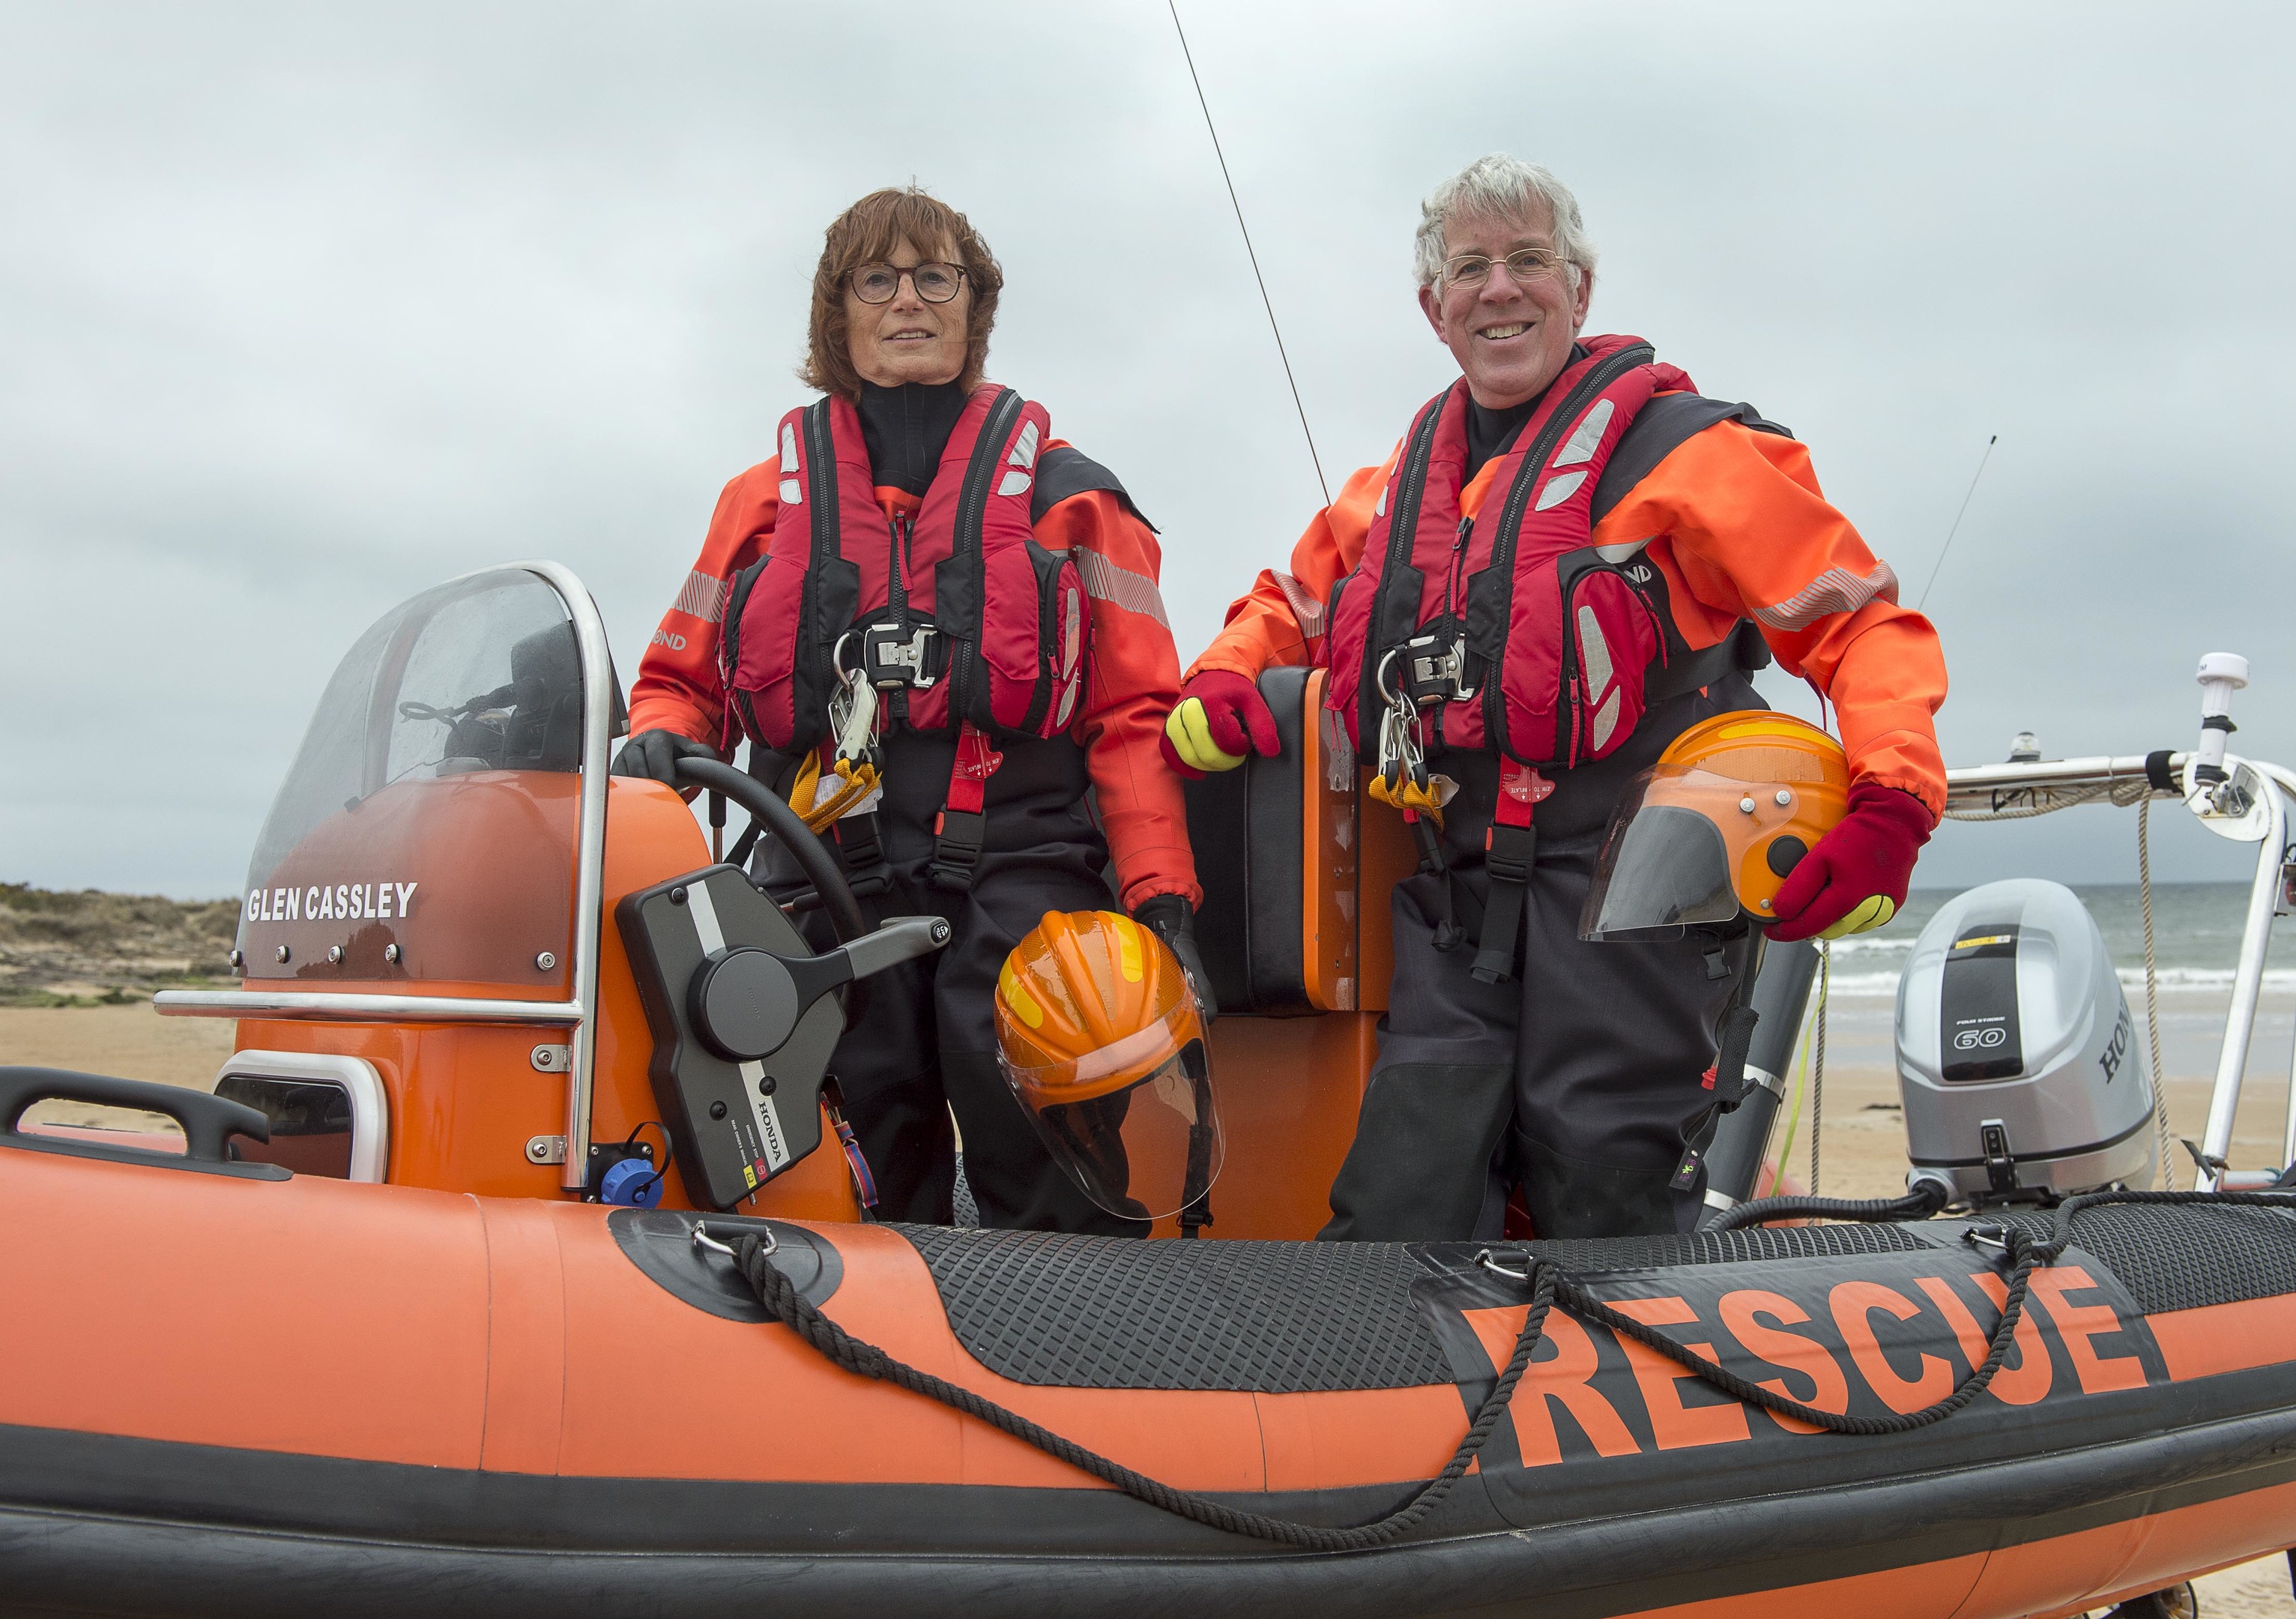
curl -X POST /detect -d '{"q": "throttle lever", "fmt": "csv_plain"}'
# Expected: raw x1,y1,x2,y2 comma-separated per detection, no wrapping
690,917,950,1064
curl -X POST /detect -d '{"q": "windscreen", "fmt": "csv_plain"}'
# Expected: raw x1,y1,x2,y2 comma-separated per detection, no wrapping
235,570,599,990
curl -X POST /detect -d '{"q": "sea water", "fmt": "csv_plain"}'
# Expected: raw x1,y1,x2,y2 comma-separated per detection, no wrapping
1816,883,2296,1088
1829,883,2296,1000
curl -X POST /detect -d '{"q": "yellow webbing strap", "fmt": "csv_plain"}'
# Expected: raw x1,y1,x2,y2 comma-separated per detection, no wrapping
788,750,881,833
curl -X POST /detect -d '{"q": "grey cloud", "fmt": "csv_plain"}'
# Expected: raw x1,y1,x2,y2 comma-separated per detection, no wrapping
3,1,2291,897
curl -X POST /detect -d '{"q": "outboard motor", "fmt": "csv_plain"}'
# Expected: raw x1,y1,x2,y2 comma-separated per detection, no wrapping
1896,878,2156,1205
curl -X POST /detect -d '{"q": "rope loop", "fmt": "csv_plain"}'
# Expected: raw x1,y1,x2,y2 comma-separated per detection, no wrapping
719,1190,2296,1547
724,1228,1557,1552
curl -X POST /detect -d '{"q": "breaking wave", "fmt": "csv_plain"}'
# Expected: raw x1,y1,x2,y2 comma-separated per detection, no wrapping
1822,966,2296,998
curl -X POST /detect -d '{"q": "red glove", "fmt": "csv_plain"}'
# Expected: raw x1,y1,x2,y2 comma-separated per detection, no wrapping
1159,669,1280,780
1767,783,1934,943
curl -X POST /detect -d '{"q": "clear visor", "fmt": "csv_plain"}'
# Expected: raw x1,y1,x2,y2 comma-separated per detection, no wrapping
1001,1037,1223,1222
1580,769,1743,941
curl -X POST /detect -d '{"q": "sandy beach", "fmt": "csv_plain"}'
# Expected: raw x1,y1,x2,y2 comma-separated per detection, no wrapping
1797,986,2296,1202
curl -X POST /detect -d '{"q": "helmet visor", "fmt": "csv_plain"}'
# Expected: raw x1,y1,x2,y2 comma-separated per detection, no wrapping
1002,1037,1223,1222
1580,769,1743,941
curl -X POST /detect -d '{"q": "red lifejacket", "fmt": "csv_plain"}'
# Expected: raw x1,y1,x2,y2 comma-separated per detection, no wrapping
720,384,1090,753
1324,334,1701,768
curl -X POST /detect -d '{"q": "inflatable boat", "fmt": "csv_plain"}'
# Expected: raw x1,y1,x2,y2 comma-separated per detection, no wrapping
4,561,2294,1618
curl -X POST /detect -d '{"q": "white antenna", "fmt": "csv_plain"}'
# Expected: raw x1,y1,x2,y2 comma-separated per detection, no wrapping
1166,2,1332,510
1915,434,1997,613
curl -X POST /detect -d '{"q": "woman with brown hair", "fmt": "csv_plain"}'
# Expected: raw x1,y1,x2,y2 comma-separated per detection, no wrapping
618,187,1203,1235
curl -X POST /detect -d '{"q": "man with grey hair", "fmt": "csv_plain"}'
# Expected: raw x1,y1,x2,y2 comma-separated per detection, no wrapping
1164,154,1948,1240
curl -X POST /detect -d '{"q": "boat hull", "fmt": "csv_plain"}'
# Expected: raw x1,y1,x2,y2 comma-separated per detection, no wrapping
4,1145,2295,1617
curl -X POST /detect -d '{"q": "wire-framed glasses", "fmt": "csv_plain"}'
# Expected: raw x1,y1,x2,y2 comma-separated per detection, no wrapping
1440,247,1568,292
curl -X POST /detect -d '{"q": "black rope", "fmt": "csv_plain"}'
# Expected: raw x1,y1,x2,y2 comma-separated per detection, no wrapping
733,1231,1553,1552
1707,1182,1948,1232
1550,1226,2042,1436
728,1190,2296,1546
2036,1188,2296,1264
1571,1187,2296,1437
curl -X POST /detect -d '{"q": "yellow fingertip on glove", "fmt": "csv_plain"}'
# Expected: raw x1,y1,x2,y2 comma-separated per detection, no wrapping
1165,699,1246,774
1817,894,1897,941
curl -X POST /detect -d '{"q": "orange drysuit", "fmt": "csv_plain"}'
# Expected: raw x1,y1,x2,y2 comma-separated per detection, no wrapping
1190,404,1948,815
631,445,1200,912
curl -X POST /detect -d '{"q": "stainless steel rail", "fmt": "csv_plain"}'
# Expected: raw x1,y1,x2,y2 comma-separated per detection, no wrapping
2198,765,2289,1190
1943,753,2184,813
154,990,581,1025
1944,749,2292,1191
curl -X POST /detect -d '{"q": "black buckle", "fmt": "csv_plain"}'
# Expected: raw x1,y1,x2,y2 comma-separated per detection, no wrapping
831,813,892,899
862,620,943,691
928,809,988,891
1484,823,1537,885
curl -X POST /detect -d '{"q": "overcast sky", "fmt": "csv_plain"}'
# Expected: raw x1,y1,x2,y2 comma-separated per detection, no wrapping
4,1,2293,899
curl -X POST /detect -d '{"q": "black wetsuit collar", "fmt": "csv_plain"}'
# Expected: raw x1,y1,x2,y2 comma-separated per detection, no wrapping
856,381,970,496
1464,396,1537,482
1460,341,1589,481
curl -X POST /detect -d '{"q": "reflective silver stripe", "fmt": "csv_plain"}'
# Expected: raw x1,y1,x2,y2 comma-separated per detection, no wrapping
1589,686,1623,752
1534,469,1589,512
1750,561,1900,633
1576,605,1614,696
1703,1187,1739,1212
1076,549,1169,628
1553,398,1615,467
1593,537,1652,563
1274,570,1326,639
1743,1062,1786,1099
673,570,730,624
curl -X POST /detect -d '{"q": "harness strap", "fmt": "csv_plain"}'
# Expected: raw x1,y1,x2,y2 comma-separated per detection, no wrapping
1671,933,1763,1193
1469,762,1553,985
1645,621,1767,704
830,810,892,899
929,722,1004,890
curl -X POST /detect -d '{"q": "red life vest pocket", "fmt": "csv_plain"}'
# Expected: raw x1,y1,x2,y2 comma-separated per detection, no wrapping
977,541,1090,736
1560,566,1664,766
721,547,860,753
720,550,807,750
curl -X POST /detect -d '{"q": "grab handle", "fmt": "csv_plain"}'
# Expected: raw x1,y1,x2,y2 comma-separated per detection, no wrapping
0,1067,271,1163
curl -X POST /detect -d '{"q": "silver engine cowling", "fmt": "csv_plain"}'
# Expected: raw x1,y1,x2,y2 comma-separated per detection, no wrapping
1895,878,2156,1204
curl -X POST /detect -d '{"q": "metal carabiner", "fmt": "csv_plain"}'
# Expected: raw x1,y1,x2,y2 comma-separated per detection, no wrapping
830,669,879,769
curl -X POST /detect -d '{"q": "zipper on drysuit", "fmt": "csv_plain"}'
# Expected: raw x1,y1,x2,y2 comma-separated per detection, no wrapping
1477,343,1655,760
1358,394,1450,741
886,511,913,723
944,388,1024,727
1425,515,1476,745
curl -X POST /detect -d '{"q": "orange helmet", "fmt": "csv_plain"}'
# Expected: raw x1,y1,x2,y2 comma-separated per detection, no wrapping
1581,713,1850,941
996,911,1221,1222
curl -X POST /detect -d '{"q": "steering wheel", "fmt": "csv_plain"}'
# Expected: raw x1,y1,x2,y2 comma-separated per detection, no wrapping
670,756,870,947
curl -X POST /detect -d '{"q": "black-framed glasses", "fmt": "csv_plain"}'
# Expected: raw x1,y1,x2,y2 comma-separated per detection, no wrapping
847,262,967,304
1440,246,1568,292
